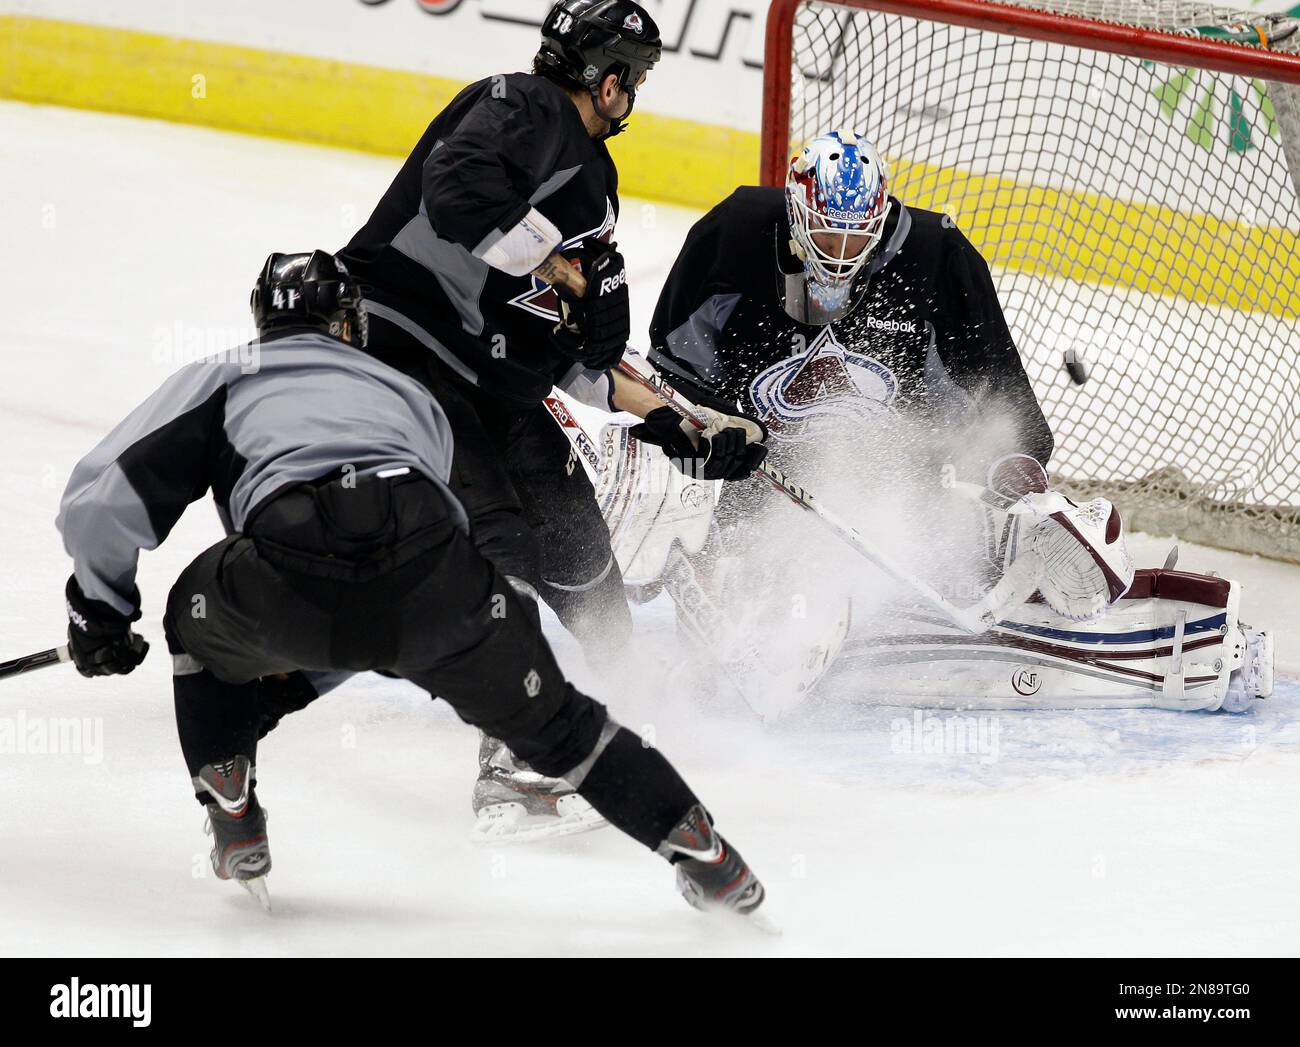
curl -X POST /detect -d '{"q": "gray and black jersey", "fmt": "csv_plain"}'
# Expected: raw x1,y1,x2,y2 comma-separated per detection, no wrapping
649,186,1054,475
56,330,462,620
341,72,619,407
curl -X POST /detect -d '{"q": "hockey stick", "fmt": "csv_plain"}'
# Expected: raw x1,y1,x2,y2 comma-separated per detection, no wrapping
612,352,994,635
0,644,71,681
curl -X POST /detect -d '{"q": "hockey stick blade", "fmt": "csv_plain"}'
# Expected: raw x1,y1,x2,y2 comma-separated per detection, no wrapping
542,394,604,477
0,644,71,682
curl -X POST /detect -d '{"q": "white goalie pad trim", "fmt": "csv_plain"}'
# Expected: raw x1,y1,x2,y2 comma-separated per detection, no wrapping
835,567,1267,712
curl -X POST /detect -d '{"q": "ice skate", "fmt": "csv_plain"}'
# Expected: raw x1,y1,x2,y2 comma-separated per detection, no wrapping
196,757,272,909
470,734,607,844
660,804,773,930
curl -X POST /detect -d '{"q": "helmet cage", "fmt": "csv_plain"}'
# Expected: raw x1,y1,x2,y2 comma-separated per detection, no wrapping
785,132,892,293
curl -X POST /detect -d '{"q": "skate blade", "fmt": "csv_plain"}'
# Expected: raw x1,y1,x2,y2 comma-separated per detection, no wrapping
470,809,609,846
238,876,272,913
691,900,784,937
746,906,783,937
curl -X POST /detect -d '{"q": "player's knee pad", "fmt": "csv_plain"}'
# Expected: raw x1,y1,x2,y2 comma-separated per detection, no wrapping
504,574,543,632
472,505,542,591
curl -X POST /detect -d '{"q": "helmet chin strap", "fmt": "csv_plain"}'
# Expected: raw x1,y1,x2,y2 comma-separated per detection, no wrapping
592,84,636,139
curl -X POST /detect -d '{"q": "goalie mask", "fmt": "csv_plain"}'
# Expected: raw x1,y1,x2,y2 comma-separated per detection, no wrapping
1010,493,1136,621
784,131,892,324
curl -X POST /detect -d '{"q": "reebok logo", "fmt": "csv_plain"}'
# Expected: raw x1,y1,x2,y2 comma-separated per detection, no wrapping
864,315,917,334
599,268,627,296
65,601,88,632
50,979,151,1027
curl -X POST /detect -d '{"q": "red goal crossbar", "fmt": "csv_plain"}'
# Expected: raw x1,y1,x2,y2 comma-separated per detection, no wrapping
760,0,1300,185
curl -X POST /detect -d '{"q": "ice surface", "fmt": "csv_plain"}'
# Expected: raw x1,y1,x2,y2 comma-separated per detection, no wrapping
1,103,1298,956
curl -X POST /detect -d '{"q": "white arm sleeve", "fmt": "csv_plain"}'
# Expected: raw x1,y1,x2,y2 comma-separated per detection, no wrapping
475,207,563,277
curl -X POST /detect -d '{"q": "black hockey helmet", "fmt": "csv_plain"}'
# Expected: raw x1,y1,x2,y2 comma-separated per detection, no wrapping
535,0,662,136
250,250,367,346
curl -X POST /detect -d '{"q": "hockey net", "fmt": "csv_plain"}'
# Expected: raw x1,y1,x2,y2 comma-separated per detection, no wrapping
762,0,1300,561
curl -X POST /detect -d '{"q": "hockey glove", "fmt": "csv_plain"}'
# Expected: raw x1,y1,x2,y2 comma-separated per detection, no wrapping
65,575,149,677
551,238,630,371
631,399,769,482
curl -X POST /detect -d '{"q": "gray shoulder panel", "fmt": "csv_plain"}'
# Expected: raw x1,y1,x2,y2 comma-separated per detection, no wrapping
660,291,743,387
361,299,480,386
529,164,582,206
391,201,491,337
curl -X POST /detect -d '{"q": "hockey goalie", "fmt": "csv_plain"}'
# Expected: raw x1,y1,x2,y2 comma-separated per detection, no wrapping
590,130,1275,719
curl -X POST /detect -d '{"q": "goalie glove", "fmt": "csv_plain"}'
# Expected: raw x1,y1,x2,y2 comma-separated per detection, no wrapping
1008,492,1136,620
630,397,769,482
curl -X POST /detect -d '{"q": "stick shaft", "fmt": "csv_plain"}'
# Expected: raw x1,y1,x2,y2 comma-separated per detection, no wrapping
0,644,71,681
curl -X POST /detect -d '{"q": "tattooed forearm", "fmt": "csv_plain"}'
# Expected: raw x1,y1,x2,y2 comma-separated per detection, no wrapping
533,253,587,295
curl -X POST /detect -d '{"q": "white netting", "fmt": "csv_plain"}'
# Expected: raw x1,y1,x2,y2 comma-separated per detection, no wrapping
778,0,1300,560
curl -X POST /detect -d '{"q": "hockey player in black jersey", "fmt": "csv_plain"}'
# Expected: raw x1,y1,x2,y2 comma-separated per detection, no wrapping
54,250,767,920
337,0,767,837
617,130,1139,711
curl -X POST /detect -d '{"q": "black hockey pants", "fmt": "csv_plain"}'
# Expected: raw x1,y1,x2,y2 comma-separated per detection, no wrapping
163,470,701,852
164,471,605,779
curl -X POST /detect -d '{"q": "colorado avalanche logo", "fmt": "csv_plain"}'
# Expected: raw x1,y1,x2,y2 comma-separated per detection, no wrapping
749,327,898,440
623,12,644,33
508,199,617,322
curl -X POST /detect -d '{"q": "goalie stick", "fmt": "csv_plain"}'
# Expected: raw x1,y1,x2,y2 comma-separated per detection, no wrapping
0,644,70,681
